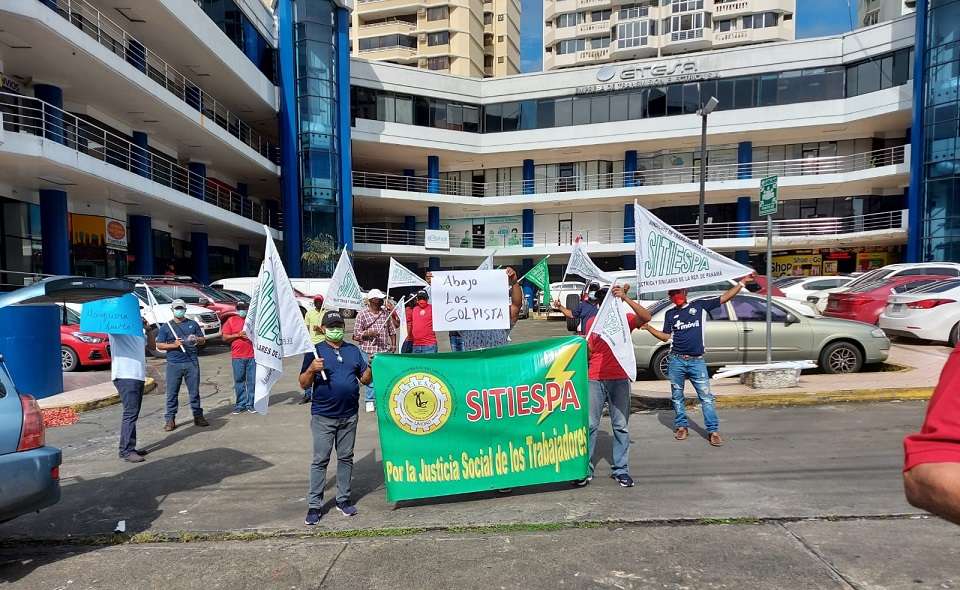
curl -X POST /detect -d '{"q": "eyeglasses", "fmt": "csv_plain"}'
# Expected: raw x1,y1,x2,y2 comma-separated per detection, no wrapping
336,352,343,363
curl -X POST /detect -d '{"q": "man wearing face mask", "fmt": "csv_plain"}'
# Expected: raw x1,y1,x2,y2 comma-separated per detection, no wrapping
642,275,755,446
156,299,208,431
222,301,255,414
393,290,437,353
299,312,372,525
553,283,601,335
353,289,396,412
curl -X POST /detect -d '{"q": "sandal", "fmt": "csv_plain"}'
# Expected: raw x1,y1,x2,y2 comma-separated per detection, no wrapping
674,427,688,441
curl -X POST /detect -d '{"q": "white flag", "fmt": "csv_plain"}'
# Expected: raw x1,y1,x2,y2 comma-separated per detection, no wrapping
476,251,496,271
587,293,637,381
324,249,364,311
634,201,752,293
388,258,427,292
564,241,616,284
395,297,408,353
244,227,316,414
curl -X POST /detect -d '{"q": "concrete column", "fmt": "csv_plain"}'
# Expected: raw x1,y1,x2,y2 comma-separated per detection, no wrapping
427,155,440,194
622,255,635,270
522,159,535,194
522,209,534,247
737,141,753,180
624,150,638,188
34,84,64,145
128,214,154,275
39,189,70,275
131,131,149,178
428,206,440,230
237,244,251,276
429,257,441,271
623,203,635,243
126,38,147,74
404,215,416,246
188,162,206,201
191,232,209,284
735,195,752,265
236,182,250,219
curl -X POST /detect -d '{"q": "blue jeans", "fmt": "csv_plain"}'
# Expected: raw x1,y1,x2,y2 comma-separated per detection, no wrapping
587,379,631,476
114,379,144,457
232,358,255,411
362,351,375,403
449,332,464,352
412,344,438,354
164,360,202,422
668,355,719,433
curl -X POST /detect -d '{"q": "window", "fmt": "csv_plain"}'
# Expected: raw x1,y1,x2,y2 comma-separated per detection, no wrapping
671,0,703,13
618,4,649,20
426,6,447,21
498,14,504,21
743,13,777,28
427,56,449,70
556,13,581,27
427,31,449,46
731,297,788,322
497,56,504,63
590,36,610,49
805,279,847,290
898,267,960,277
669,12,705,40
863,9,879,27
556,39,585,54
484,12,493,24
715,19,732,32
497,35,504,42
617,20,649,48
591,10,611,22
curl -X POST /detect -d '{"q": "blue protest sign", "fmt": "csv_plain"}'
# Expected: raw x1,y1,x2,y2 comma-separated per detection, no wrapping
79,294,142,336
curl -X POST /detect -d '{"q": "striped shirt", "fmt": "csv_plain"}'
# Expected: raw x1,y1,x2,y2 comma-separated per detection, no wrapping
353,306,396,355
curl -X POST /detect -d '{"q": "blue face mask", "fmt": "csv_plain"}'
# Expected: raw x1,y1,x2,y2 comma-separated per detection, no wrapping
173,309,187,319
237,310,247,318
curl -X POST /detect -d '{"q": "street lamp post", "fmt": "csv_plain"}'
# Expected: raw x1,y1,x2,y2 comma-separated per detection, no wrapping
697,96,719,245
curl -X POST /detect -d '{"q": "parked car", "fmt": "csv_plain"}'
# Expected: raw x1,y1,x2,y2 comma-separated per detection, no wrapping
807,262,960,312
0,276,134,523
823,275,951,325
132,283,221,357
218,289,250,304
634,293,891,379
880,278,960,345
542,281,586,319
58,304,110,372
140,279,238,324
778,276,855,304
212,277,358,318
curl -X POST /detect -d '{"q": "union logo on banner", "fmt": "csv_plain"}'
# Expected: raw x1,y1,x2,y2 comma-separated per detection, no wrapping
256,271,282,346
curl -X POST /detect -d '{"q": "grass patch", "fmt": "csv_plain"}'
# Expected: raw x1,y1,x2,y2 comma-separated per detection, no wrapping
696,517,761,526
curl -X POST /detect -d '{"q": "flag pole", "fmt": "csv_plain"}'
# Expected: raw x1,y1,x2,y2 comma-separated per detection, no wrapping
519,254,551,281
145,284,185,353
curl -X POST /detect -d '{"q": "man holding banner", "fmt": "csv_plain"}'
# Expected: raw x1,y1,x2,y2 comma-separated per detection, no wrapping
581,285,651,487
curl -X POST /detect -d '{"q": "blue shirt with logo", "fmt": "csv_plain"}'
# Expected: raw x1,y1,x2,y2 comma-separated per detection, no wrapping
662,297,722,357
157,319,203,364
301,342,368,418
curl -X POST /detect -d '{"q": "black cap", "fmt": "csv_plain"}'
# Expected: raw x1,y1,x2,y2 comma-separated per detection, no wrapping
322,311,345,328
415,290,429,300
236,300,249,310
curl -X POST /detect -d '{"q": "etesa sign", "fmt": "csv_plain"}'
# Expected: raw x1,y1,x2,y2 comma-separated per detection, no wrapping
576,60,716,95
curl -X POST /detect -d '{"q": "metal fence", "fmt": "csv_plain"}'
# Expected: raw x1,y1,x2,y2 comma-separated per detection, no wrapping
0,92,278,228
352,145,908,199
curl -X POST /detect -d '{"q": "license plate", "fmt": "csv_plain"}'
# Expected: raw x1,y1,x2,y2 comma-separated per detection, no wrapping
828,300,839,310
891,304,904,313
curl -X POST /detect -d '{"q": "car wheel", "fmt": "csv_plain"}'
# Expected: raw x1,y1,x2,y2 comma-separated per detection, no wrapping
651,348,670,380
61,346,80,372
566,317,578,332
950,323,960,348
819,341,863,375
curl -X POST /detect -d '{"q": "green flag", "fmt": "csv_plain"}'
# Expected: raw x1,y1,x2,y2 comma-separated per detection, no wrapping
373,337,590,502
522,257,551,305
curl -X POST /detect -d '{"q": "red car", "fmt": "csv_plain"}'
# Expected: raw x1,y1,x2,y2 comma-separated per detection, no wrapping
142,279,238,324
59,304,110,372
824,275,952,325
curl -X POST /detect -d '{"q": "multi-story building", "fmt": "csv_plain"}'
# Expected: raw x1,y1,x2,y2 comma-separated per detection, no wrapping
543,0,796,71
351,0,520,78
859,0,916,27
2,2,956,291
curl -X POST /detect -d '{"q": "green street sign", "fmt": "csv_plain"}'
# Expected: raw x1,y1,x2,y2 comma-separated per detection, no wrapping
759,175,779,217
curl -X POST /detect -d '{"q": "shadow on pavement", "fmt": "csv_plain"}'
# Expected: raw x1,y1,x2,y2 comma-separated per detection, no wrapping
0,448,273,583
657,410,709,440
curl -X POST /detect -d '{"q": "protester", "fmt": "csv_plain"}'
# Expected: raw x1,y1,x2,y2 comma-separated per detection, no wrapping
301,295,327,404
553,283,600,335
353,288,396,412
642,276,754,446
394,290,437,353
156,299,208,431
903,346,960,525
425,271,462,352
111,319,148,463
299,312,372,525
222,301,255,414
579,284,652,487
460,267,524,352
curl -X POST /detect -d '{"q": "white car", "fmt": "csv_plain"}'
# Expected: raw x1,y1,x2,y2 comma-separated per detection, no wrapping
807,262,960,313
132,284,222,356
879,278,960,345
776,276,855,304
212,276,357,318
543,281,586,316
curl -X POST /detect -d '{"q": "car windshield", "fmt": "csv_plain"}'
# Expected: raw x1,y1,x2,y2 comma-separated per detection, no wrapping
135,285,174,304
227,290,251,303
844,268,895,289
904,279,960,294
774,277,805,288
151,284,204,304
198,286,232,303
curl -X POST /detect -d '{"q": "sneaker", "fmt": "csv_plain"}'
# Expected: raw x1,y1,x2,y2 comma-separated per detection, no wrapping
247,408,258,414
613,473,635,488
134,449,148,456
365,401,375,413
163,420,176,432
304,508,322,526
232,409,242,415
193,415,210,427
336,502,358,517
574,475,593,487
120,453,145,463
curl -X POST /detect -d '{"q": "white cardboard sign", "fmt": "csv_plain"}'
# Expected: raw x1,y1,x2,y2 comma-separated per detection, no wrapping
431,270,510,332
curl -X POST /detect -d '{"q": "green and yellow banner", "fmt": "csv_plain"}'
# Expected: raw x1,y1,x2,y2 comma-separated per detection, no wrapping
373,337,590,502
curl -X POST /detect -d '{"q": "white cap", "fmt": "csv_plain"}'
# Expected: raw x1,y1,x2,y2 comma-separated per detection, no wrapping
171,298,187,310
367,288,387,301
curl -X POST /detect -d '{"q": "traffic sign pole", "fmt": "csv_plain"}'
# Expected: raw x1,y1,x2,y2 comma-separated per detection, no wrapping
759,176,779,365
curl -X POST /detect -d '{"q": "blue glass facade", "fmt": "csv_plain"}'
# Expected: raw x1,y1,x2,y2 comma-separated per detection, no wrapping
198,0,277,82
911,0,960,261
278,0,352,277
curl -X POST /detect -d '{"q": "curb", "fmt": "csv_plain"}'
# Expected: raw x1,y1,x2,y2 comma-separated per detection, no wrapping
45,378,157,414
632,387,934,410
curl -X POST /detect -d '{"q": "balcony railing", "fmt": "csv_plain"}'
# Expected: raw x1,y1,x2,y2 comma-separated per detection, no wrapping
41,0,277,163
352,146,908,199
353,210,907,249
0,92,279,229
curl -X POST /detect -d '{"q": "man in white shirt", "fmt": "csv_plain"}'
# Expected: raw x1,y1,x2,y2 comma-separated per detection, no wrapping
111,320,147,463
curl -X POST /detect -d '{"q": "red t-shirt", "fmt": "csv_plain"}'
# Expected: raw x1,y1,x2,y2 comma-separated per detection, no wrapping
406,304,437,346
904,346,960,472
584,313,639,380
222,316,254,359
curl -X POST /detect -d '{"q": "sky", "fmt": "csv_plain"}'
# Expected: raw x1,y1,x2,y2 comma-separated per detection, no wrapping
520,1,860,74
